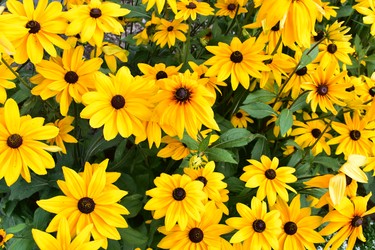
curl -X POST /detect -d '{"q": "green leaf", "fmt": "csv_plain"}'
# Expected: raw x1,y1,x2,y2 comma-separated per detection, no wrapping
211,128,255,148
290,92,309,112
297,43,319,70
240,102,277,119
205,148,237,163
121,227,148,246
337,5,354,17
9,175,48,200
225,177,245,193
243,89,276,104
181,133,199,150
313,156,341,171
6,223,27,234
122,4,150,18
33,208,52,230
198,133,211,152
121,194,143,219
251,137,270,160
276,109,293,137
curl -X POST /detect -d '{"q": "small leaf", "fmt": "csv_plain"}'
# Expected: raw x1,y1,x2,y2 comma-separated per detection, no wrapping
297,43,319,70
121,227,148,246
290,92,309,112
240,102,277,119
211,128,255,148
251,137,270,160
122,4,150,18
181,133,199,150
243,89,276,104
276,109,293,137
198,133,211,152
9,175,48,200
205,148,237,163
6,223,27,234
226,177,245,193
121,194,143,219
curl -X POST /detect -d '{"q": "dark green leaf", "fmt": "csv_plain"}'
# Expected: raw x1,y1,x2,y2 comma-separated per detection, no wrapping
9,175,48,200
33,208,52,230
181,134,199,150
337,5,354,17
211,128,255,148
121,227,148,246
276,109,293,137
198,133,211,152
251,137,270,160
6,223,27,234
297,43,319,70
240,102,277,119
205,148,237,163
290,92,309,112
225,177,245,193
121,194,143,218
243,89,276,104
122,4,150,18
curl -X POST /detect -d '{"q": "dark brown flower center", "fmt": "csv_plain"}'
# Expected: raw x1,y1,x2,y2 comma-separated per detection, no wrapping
78,197,95,214
327,44,338,54
111,95,126,109
271,22,280,31
90,8,102,18
346,86,355,92
369,87,375,97
26,20,41,34
264,59,273,65
230,51,243,63
351,215,363,227
186,2,197,9
265,169,276,180
7,134,23,149
189,227,204,243
349,130,361,141
156,70,168,80
317,84,328,96
346,175,353,186
253,219,266,233
227,3,236,11
0,234,3,243
196,176,207,186
172,187,186,201
314,31,325,42
167,26,174,32
236,112,243,118
296,66,307,76
64,71,79,84
311,128,321,138
174,87,190,102
284,221,298,235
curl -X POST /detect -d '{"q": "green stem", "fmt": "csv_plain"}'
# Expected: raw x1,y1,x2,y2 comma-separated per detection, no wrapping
183,20,192,67
1,57,31,90
224,5,240,35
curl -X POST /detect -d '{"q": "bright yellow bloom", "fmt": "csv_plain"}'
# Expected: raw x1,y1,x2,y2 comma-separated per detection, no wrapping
226,196,282,249
37,160,129,249
175,0,214,20
144,173,207,231
355,1,375,36
315,41,355,69
0,229,13,248
6,0,70,64
205,36,270,90
92,42,128,73
231,109,253,128
273,195,325,249
138,62,182,84
260,52,295,88
215,0,248,19
142,0,177,14
157,136,191,160
31,46,103,116
32,218,103,250
153,19,189,48
320,193,375,250
81,67,155,141
0,98,60,186
64,0,130,46
47,116,78,154
240,155,297,206
157,201,233,249
0,57,16,104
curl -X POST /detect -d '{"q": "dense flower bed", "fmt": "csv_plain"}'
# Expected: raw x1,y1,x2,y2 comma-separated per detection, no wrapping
1,0,375,249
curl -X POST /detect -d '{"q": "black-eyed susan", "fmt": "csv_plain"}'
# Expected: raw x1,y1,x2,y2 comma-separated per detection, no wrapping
133,13,161,45
153,71,219,140
260,52,295,88
153,19,189,48
205,36,270,90
273,195,325,249
6,0,70,64
142,0,177,14
157,201,233,249
325,20,352,43
138,62,182,84
175,0,214,21
31,46,103,116
355,2,375,36
184,161,229,215
81,67,155,141
47,116,78,154
144,173,207,231
315,41,354,69
240,155,297,206
231,109,253,128
32,218,103,250
37,162,130,249
226,196,282,249
0,229,13,248
92,42,128,73
215,0,248,19
157,136,191,160
328,112,375,157
64,0,130,46
356,75,375,103
0,98,60,186
301,63,350,115
0,8,18,57
320,193,375,250
291,112,333,156
0,56,16,104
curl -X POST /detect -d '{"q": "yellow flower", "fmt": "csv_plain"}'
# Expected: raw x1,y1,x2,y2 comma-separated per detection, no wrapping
142,0,177,14
47,116,78,154
0,229,13,248
315,41,355,69
92,42,128,73
320,193,375,250
273,195,325,249
0,57,16,104
6,0,70,64
81,67,156,141
31,46,103,116
144,173,207,231
240,155,297,206
355,1,375,36
226,196,282,249
32,218,103,250
157,201,233,249
157,136,191,160
138,62,182,84
231,109,253,128
175,0,214,20
0,98,60,186
153,19,189,48
37,160,129,249
205,36,270,90
64,0,130,46
215,0,248,19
